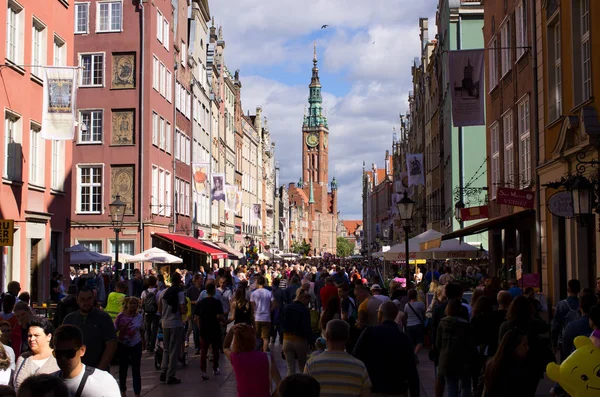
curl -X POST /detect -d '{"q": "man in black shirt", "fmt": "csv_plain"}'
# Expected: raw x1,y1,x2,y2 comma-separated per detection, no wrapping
194,283,225,380
353,301,420,397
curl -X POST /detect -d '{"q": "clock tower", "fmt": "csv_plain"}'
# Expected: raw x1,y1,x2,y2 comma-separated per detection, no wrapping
302,43,329,186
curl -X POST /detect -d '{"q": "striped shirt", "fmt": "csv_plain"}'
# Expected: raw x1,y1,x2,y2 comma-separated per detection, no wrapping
304,351,371,396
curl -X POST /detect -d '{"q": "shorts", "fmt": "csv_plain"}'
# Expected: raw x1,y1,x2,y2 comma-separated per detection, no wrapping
406,324,424,345
256,321,271,340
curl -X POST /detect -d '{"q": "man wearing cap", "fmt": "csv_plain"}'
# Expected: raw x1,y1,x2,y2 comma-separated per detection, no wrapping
370,285,390,303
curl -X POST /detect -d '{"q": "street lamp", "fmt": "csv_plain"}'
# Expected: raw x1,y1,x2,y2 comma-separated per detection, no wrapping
571,175,594,216
454,199,465,222
397,191,415,285
109,195,126,269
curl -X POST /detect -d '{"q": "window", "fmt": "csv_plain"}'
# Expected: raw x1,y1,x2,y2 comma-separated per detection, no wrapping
78,165,103,213
152,112,158,146
163,19,169,50
109,240,134,256
518,97,531,188
515,0,527,58
4,111,21,181
500,19,512,76
547,20,562,120
80,54,104,86
151,165,158,214
156,10,163,43
97,1,122,32
31,18,46,78
166,70,172,102
572,0,591,104
80,110,103,143
488,36,498,89
79,240,102,252
175,82,180,110
181,41,186,66
152,56,159,90
159,63,166,97
75,3,88,34
51,140,64,190
491,122,500,198
159,117,165,150
503,111,514,187
165,122,171,153
165,171,171,217
29,123,43,186
159,168,164,212
6,0,24,63
54,35,66,66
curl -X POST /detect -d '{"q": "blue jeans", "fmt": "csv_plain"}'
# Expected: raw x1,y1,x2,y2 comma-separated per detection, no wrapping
118,342,142,395
446,375,471,397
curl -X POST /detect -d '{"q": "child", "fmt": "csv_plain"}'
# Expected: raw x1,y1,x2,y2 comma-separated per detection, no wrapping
589,305,600,349
308,337,326,360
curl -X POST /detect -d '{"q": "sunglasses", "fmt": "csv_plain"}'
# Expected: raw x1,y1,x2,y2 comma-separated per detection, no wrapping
53,348,78,359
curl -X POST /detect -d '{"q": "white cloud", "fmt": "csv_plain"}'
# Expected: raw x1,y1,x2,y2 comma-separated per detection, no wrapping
209,0,439,219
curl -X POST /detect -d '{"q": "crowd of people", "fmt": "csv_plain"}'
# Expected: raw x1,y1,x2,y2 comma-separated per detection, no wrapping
0,260,597,397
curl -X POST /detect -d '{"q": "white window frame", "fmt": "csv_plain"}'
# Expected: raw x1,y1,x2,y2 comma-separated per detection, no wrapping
29,122,44,186
79,109,103,143
579,0,591,102
6,0,24,64
53,34,66,66
547,18,562,120
503,110,514,187
163,19,169,50
4,110,22,181
500,18,512,76
165,121,171,153
109,240,134,256
517,96,531,188
156,9,163,43
51,140,65,191
488,36,498,90
159,117,165,150
152,55,159,91
151,165,158,214
77,240,102,252
96,1,122,33
159,168,165,211
166,70,172,102
152,111,159,146
181,41,186,67
74,2,89,34
79,53,104,87
159,62,166,97
31,17,47,79
77,164,104,214
515,0,527,59
165,171,171,217
490,122,500,199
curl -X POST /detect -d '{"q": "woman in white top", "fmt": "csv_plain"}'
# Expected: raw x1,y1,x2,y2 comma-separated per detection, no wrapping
0,342,13,387
14,318,59,390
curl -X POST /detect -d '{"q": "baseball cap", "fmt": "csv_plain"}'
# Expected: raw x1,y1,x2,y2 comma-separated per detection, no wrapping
370,284,382,290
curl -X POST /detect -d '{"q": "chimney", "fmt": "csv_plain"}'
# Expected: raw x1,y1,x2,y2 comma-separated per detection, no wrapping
385,151,390,177
419,18,429,48
255,106,262,131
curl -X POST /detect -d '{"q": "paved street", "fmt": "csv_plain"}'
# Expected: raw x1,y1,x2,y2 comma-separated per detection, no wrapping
111,342,554,396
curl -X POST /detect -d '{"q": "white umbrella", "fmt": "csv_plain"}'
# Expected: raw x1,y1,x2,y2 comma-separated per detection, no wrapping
69,250,112,265
384,229,444,261
128,247,182,264
424,239,480,259
101,252,134,263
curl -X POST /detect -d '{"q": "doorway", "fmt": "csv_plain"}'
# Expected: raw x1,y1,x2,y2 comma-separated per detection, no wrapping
30,238,41,303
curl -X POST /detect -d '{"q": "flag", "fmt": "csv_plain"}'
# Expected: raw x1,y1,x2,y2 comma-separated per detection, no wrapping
448,49,485,126
406,154,424,186
225,184,237,211
192,163,210,194
211,174,225,202
251,204,261,224
235,190,242,215
41,67,79,140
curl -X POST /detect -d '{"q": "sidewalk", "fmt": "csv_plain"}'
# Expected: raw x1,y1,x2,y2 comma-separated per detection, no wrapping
114,344,555,396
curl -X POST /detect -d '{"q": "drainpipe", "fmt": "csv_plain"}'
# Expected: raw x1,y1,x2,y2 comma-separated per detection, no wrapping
457,14,464,240
208,94,213,238
172,57,178,233
531,0,542,291
138,0,145,251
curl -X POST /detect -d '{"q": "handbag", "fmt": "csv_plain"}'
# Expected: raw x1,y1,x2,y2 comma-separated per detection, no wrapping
407,302,424,324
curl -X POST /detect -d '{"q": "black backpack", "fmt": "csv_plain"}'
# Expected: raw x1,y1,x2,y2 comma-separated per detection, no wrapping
143,290,158,314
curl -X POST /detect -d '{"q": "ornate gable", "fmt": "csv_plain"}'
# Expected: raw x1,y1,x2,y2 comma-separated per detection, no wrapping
551,107,600,159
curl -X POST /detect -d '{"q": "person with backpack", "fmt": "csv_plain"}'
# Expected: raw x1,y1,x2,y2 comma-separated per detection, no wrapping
551,279,581,361
140,276,160,353
52,324,120,397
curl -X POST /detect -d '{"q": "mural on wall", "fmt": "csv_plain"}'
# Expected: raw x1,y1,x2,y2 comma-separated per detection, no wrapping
112,110,135,145
112,53,135,89
111,166,135,214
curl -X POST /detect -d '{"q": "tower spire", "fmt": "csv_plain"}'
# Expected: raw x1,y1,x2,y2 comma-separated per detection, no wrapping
313,41,317,65
304,42,327,128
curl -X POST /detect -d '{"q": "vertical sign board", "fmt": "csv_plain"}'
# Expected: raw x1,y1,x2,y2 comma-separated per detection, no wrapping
0,220,14,246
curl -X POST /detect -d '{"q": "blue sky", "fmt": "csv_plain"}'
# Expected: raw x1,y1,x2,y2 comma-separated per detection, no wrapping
210,0,439,219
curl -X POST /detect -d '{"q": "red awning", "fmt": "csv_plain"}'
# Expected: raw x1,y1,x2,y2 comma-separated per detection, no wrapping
154,233,228,260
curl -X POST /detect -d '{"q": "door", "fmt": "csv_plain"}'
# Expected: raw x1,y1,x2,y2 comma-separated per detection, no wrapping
30,238,41,304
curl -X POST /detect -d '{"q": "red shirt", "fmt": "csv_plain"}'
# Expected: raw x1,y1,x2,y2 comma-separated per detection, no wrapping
320,284,338,311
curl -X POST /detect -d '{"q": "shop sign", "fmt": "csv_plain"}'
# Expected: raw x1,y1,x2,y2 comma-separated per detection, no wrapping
547,191,574,218
519,273,540,289
460,205,489,221
234,225,242,234
0,220,14,246
497,187,534,209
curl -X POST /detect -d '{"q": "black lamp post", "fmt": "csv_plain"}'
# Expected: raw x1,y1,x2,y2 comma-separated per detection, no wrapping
109,195,126,269
571,175,594,216
454,199,465,222
397,191,415,284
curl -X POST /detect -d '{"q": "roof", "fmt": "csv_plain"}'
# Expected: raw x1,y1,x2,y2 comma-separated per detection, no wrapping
342,221,363,235
154,233,228,260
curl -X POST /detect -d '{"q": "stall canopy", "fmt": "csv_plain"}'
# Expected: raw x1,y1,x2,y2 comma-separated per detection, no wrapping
383,229,480,260
128,247,183,264
65,244,112,265
101,252,133,263
215,242,244,260
154,233,228,260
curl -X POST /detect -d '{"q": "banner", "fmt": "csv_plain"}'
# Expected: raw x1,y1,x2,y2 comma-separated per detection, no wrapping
460,205,489,222
497,187,534,209
192,163,210,194
448,49,485,126
224,184,237,211
406,154,424,186
211,174,225,202
42,67,79,140
235,190,242,215
251,204,261,224
394,172,408,194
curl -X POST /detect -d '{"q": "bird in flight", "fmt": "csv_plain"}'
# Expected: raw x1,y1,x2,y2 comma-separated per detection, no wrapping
321,24,329,29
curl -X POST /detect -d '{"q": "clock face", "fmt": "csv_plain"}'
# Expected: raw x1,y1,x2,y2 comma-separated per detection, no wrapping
306,133,319,147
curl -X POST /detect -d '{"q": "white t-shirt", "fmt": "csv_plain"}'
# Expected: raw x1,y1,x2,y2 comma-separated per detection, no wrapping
62,365,121,397
372,294,391,303
250,288,274,322
2,344,15,370
0,368,10,386
31,357,50,370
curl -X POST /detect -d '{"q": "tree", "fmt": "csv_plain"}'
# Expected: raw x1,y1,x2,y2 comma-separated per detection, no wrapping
336,237,355,258
291,240,312,256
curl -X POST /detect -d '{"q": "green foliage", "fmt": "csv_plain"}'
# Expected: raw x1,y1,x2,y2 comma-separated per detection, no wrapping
336,237,354,258
291,240,312,256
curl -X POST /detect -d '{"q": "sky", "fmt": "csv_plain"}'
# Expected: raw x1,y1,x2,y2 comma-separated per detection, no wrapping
210,0,439,220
